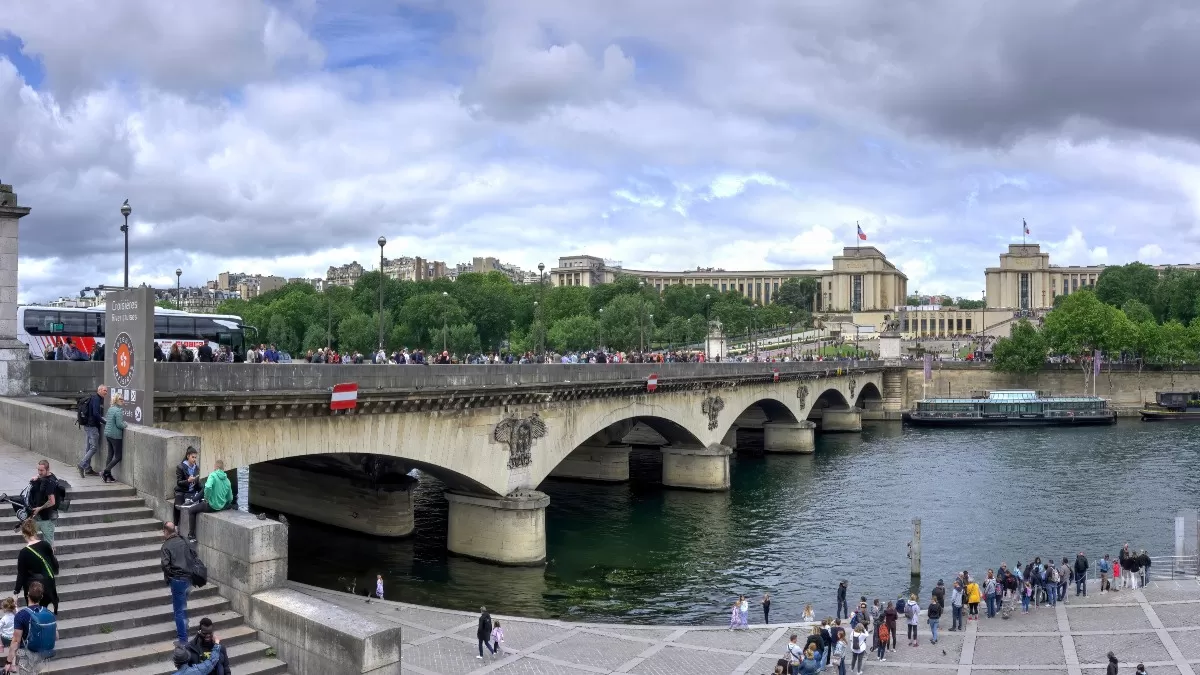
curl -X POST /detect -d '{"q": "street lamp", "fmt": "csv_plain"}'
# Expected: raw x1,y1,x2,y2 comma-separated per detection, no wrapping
175,268,182,310
120,200,131,288
789,309,794,360
705,293,711,322
377,236,387,351
533,300,543,359
598,307,604,351
638,281,648,352
648,313,654,352
441,291,449,353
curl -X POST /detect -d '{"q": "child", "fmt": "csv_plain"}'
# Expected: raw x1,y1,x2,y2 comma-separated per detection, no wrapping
490,620,504,656
1113,559,1123,591
1135,663,1147,675
0,597,14,649
1022,581,1032,613
803,604,815,622
375,575,384,600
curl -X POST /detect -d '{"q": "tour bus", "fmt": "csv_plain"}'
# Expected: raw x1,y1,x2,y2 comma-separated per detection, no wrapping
17,305,251,359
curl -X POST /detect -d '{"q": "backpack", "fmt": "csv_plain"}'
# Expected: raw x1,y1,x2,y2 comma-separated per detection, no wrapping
75,395,92,427
904,602,916,619
895,598,906,615
20,606,57,654
54,478,72,513
878,624,889,642
187,541,208,587
852,634,862,651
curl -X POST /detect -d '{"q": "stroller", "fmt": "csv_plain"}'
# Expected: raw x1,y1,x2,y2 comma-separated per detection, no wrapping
1,485,34,529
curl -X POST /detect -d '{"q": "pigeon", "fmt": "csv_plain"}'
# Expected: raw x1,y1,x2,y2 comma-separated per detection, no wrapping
256,512,267,520
278,514,289,524
942,650,947,656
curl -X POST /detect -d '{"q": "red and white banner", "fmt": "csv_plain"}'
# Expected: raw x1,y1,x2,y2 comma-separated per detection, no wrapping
646,373,659,393
773,368,780,382
330,383,358,410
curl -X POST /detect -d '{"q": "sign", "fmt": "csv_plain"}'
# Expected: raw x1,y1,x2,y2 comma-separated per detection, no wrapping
772,368,780,382
645,373,658,393
104,287,155,426
50,322,64,333
330,383,359,410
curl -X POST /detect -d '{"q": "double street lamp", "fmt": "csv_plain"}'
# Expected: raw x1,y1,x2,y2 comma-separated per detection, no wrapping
378,236,387,351
120,200,131,288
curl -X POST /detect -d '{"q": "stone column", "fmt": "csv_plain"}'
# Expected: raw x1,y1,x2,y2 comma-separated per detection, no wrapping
822,407,863,432
445,490,549,565
549,443,631,482
0,184,31,397
662,444,731,491
763,420,815,453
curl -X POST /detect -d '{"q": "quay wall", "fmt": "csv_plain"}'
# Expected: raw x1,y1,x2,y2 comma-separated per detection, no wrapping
901,363,1200,413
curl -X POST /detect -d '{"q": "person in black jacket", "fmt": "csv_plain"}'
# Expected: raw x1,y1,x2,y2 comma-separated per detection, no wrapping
1074,552,1089,596
161,522,194,645
13,518,60,614
174,448,204,541
477,607,493,659
1107,651,1119,675
836,580,848,619
197,343,214,362
186,618,231,675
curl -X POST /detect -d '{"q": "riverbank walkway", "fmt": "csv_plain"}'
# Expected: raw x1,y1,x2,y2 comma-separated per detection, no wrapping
291,580,1200,675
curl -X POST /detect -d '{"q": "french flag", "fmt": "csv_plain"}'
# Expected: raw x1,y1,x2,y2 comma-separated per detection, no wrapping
857,223,867,241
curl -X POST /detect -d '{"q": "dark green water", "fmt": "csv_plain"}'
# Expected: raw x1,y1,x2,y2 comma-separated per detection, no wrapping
287,421,1198,625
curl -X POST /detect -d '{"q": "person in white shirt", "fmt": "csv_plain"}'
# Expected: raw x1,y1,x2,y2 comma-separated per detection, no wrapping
850,624,869,673
905,594,921,647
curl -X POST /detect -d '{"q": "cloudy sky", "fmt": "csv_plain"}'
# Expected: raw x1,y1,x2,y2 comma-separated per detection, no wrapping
3,0,1199,303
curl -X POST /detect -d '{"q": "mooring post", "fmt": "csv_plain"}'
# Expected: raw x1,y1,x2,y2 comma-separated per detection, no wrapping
911,518,922,577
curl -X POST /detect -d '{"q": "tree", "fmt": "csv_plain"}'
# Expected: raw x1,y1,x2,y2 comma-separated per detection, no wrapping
336,313,376,354
954,298,986,310
775,278,818,313
301,324,327,352
548,315,600,352
1094,262,1159,310
991,320,1046,373
1121,298,1154,324
266,314,300,355
600,294,646,351
447,323,481,355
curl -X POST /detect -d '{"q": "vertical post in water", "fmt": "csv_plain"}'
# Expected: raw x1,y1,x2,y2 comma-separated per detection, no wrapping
911,518,921,577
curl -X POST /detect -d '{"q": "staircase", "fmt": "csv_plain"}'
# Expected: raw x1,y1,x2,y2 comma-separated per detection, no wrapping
882,368,906,413
0,482,288,675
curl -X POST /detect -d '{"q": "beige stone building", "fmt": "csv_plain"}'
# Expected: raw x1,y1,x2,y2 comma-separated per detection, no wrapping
551,247,907,312
326,261,365,287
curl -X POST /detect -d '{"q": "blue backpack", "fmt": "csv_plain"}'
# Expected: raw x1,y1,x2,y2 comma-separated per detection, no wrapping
20,605,57,654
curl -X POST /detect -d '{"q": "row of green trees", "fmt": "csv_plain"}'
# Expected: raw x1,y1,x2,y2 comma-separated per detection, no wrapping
214,273,821,357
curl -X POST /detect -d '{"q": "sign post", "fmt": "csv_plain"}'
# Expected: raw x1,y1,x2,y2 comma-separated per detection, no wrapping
104,287,155,426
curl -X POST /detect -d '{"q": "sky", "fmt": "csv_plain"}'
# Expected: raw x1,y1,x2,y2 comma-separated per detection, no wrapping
4,0,1200,304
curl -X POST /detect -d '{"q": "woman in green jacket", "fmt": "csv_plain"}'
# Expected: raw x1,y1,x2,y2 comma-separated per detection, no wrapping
102,394,127,483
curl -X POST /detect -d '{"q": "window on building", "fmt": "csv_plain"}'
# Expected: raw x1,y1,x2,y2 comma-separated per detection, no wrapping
756,282,762,302
938,318,945,332
851,274,863,312
920,318,927,331
902,318,909,332
1071,277,1078,292
966,318,973,331
773,281,779,293
956,318,963,331
1019,272,1030,309
739,283,745,294
721,283,727,292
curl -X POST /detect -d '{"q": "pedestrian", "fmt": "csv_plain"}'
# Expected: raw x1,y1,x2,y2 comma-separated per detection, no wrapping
77,384,107,478
1135,663,1146,675
1099,554,1112,592
904,594,920,647
1074,551,1089,597
476,606,493,659
17,461,60,545
785,634,803,675
966,577,981,620
13,519,59,615
172,636,223,675
161,522,194,645
821,619,834,666
4,581,55,674
490,620,504,657
174,448,204,542
762,593,771,624
983,571,997,618
833,628,847,675
802,604,815,622
874,621,889,661
927,594,941,644
184,618,231,675
932,579,945,608
102,393,127,483
1021,581,1032,613
1140,549,1152,587
837,580,849,620
1,597,15,650
1124,550,1141,590
1113,557,1122,592
1107,651,1119,675
883,599,898,650
729,600,740,630
850,624,868,674
375,575,384,600
949,581,964,630
740,595,750,628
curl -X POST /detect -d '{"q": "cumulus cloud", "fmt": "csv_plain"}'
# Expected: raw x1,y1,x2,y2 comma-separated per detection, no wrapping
3,0,1200,303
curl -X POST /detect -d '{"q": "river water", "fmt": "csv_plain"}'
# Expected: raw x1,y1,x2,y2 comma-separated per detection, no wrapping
287,421,1198,625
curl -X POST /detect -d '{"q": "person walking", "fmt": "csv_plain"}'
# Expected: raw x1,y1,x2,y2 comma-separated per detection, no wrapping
833,628,847,675
729,600,741,630
375,575,385,600
102,394,127,483
883,599,898,651
77,384,107,478
926,595,942,644
12,519,59,616
850,624,868,674
785,634,804,675
762,593,772,624
23,461,60,546
904,594,920,647
1107,651,1119,675
161,522,194,645
476,607,493,659
172,637,223,675
950,581,964,630
837,580,849,620
874,621,888,661
966,577,981,620
4,581,55,674
1074,552,1089,596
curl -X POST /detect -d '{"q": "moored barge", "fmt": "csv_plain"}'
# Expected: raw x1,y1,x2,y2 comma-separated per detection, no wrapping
1140,392,1200,421
904,390,1117,427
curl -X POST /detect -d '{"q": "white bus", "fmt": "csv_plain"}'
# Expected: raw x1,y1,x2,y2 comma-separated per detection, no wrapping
18,305,251,360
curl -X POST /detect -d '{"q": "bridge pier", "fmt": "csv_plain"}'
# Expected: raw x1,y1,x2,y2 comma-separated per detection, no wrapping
250,462,417,537
721,425,739,451
549,443,631,482
445,490,550,565
763,421,816,453
661,444,731,491
821,407,863,432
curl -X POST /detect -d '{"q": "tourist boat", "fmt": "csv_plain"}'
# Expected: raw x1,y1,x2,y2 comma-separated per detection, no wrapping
903,390,1117,427
1139,392,1200,421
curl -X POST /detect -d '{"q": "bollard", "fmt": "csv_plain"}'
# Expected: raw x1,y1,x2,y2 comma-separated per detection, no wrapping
911,518,921,577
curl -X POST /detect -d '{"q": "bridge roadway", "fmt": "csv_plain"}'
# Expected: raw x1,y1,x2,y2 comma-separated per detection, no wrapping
28,360,901,564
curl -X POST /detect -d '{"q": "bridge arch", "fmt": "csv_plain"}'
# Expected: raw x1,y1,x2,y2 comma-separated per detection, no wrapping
854,382,883,411
805,387,852,421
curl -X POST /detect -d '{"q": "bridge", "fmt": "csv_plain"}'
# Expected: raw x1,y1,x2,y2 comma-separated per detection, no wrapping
26,360,900,564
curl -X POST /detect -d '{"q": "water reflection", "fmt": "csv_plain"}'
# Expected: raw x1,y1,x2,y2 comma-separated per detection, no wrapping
288,420,1194,625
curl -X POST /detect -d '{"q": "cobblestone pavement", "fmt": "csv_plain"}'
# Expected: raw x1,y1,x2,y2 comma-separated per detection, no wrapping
297,580,1200,675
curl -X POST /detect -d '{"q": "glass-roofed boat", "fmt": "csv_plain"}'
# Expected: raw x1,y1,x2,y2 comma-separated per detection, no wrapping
903,390,1117,427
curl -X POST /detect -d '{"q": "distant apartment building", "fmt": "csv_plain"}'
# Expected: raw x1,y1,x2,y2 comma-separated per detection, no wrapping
471,256,527,284
288,277,326,292
210,272,286,298
326,261,365,287
382,256,448,282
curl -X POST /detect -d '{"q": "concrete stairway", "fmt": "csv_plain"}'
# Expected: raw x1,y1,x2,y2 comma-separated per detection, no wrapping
0,482,287,675
882,368,905,411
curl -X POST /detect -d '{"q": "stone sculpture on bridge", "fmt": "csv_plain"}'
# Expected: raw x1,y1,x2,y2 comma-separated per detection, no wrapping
493,412,547,469
702,394,725,430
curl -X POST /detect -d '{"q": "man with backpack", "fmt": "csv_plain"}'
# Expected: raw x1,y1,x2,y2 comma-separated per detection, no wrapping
161,522,196,645
6,461,62,545
4,580,56,674
76,385,107,478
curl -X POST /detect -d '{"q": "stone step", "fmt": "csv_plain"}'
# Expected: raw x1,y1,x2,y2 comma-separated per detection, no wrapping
0,529,162,557
0,557,161,589
55,585,221,621
58,483,139,500
53,610,244,660
19,572,172,604
58,594,231,639
104,642,287,675
0,543,161,575
68,495,149,512
0,517,162,546
55,506,155,527
41,623,262,675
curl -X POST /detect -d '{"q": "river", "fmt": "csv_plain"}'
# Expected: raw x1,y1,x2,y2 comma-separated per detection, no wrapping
287,420,1198,625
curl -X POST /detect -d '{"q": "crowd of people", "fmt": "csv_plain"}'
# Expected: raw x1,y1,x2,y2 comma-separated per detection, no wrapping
757,548,1155,675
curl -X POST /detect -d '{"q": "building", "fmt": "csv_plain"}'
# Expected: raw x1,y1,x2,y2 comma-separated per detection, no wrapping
471,256,527,284
234,275,285,300
551,247,908,312
382,256,448,282
288,277,326,292
326,261,365,287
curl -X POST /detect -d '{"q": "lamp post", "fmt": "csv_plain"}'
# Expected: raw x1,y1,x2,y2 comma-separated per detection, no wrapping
533,300,543,359
441,291,449,353
638,281,648,352
705,293,712,322
648,313,654,352
377,236,387,351
789,309,794,360
175,268,182,310
598,307,604,351
120,200,131,288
